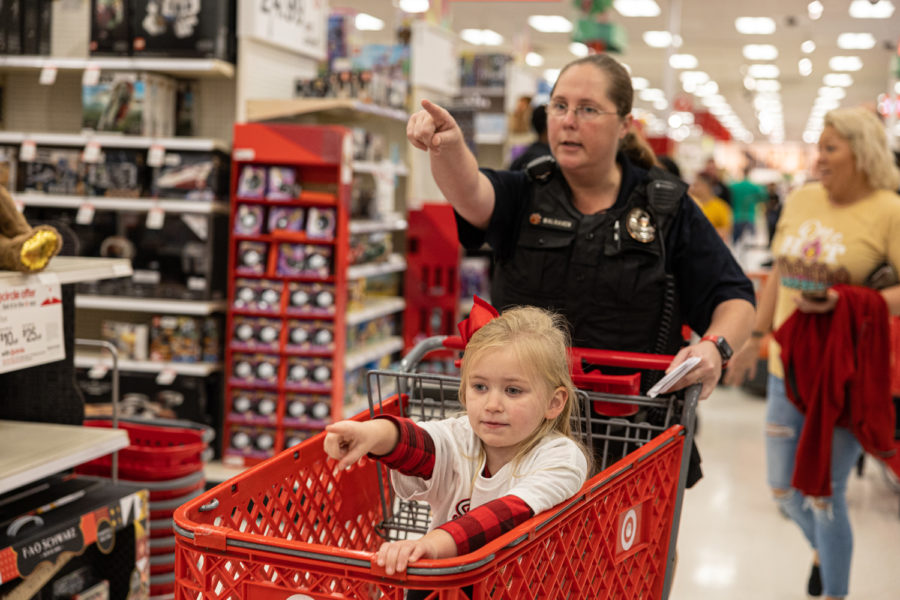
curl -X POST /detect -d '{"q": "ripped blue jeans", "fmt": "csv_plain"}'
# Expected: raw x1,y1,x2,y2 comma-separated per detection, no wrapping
765,374,862,598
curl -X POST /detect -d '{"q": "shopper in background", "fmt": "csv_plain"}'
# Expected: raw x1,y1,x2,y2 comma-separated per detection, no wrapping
725,107,900,600
764,181,782,246
406,53,755,406
728,167,767,245
323,306,590,594
689,172,733,242
509,104,551,171
701,157,733,207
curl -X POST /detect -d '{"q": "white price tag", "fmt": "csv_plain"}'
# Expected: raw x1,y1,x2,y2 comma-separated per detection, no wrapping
156,368,177,386
88,364,110,380
75,202,95,225
38,65,58,86
82,141,102,164
82,65,101,86
0,281,65,374
147,144,166,168
146,205,165,230
19,140,37,162
111,262,132,277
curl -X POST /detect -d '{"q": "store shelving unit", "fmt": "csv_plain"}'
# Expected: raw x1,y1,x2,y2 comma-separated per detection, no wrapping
0,55,234,78
0,256,132,494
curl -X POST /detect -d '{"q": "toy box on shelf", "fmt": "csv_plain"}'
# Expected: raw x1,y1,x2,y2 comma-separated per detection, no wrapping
224,123,355,467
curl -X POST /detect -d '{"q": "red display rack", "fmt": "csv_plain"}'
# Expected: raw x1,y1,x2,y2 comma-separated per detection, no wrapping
402,203,461,353
223,123,352,466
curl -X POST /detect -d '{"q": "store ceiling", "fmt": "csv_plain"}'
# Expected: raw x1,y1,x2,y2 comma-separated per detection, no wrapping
331,0,900,145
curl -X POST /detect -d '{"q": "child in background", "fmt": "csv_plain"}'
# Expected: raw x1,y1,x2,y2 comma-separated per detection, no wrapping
324,306,590,581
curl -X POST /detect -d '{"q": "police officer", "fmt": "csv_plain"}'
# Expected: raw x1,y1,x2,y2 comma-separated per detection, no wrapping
407,54,755,401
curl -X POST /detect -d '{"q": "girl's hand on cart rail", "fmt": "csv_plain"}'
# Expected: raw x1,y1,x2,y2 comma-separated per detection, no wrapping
324,419,399,470
662,341,723,400
375,529,456,575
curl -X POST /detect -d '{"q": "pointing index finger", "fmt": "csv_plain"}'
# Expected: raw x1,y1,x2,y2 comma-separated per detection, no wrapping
421,99,449,126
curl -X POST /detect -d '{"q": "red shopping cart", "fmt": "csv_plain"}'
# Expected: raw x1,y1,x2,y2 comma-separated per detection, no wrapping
173,336,699,599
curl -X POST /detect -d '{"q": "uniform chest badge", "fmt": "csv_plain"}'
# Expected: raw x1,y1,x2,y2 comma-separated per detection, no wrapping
626,208,655,243
529,212,542,225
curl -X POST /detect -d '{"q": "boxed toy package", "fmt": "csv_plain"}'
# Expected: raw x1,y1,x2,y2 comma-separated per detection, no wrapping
85,149,149,198
22,147,87,195
150,150,229,201
234,204,264,236
101,320,149,360
82,71,176,137
232,278,282,313
131,0,236,62
89,0,132,55
226,424,277,462
266,166,300,201
230,390,278,425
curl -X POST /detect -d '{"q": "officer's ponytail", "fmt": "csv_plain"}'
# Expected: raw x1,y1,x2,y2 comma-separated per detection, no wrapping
619,129,658,170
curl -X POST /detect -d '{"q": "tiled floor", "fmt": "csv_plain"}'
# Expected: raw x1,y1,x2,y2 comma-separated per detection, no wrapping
670,386,900,599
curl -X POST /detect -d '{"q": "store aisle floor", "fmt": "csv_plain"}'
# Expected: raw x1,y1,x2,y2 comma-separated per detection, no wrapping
670,386,900,599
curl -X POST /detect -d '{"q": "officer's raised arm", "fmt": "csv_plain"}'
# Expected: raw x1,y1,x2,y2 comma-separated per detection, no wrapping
407,99,495,229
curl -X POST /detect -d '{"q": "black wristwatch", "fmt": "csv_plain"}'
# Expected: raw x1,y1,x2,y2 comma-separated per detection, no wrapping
701,335,733,366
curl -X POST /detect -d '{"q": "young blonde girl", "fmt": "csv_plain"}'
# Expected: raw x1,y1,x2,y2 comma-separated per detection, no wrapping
324,306,590,577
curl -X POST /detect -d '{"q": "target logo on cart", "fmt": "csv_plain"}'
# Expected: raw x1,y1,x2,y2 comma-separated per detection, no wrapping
616,502,645,556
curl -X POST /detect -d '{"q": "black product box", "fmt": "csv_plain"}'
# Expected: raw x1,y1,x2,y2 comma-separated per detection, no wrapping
22,147,88,195
21,0,39,55
0,476,149,600
90,0,131,56
38,0,51,55
85,149,149,198
151,150,228,201
130,0,235,61
3,0,23,55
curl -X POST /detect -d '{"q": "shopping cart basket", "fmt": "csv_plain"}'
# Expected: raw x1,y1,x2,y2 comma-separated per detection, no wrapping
173,336,699,599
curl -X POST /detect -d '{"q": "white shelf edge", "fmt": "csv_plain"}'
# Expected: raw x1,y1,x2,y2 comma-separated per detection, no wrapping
0,257,132,286
349,215,408,234
0,421,129,495
74,353,222,376
346,255,407,280
352,161,409,177
0,56,234,78
346,297,406,326
344,336,405,371
0,131,229,153
246,98,409,123
76,295,227,315
14,192,229,215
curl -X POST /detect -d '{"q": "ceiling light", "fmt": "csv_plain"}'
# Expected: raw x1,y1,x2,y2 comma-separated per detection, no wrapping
613,0,661,17
755,79,781,92
653,98,668,110
643,31,673,48
680,71,709,85
743,44,778,60
801,40,816,53
803,131,819,144
640,88,666,102
895,81,900,94
669,54,698,69
631,76,650,90
823,73,853,87
735,17,776,34
543,69,560,84
837,32,876,49
460,28,503,46
528,15,573,33
849,0,895,18
525,52,544,67
569,42,589,57
354,13,385,31
747,64,780,78
808,1,824,19
398,0,429,13
819,86,847,99
799,58,813,76
828,56,863,71
744,76,757,90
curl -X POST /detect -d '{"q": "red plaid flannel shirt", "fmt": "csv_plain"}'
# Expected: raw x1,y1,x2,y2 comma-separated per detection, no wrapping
372,415,534,554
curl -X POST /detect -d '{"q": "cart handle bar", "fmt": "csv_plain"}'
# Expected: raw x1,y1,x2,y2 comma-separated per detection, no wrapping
404,335,674,373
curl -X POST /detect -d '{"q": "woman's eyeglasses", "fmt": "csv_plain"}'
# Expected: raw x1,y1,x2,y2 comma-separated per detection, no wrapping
547,101,619,121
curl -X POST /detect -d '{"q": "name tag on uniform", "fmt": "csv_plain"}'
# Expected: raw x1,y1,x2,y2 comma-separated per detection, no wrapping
529,212,575,231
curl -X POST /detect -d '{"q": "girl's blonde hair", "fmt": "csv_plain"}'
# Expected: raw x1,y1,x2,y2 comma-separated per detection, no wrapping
458,306,591,470
824,107,900,191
